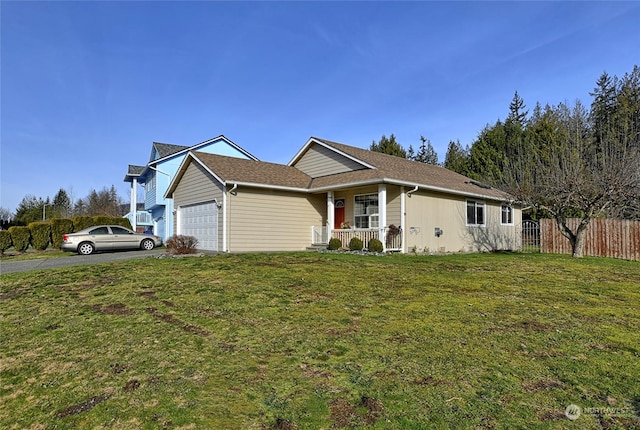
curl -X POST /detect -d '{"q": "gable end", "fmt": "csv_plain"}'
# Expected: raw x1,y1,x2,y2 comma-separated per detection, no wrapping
292,142,370,178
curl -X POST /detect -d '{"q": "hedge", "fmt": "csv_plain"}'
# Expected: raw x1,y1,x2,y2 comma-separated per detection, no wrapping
72,216,95,232
8,226,30,252
0,230,12,253
71,216,131,232
51,218,74,249
28,222,51,251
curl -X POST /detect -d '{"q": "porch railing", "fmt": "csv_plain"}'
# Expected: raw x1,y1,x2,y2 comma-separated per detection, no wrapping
124,211,153,226
312,226,403,251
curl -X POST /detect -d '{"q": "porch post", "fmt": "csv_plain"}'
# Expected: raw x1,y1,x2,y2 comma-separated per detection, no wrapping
400,186,406,253
378,184,387,247
130,178,137,232
327,191,334,233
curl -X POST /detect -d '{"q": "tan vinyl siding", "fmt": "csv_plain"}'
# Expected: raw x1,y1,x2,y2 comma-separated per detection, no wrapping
228,188,326,252
404,190,521,253
386,185,402,228
172,161,224,249
294,144,367,178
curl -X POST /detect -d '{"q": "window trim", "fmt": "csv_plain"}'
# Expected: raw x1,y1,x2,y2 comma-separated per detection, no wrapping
354,193,379,229
466,200,486,227
501,205,514,225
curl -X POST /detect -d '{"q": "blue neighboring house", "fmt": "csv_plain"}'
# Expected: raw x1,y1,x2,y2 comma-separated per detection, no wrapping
123,135,257,241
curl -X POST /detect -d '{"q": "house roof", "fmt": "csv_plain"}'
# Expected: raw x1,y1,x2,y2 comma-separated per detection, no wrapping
123,165,146,182
186,151,313,190
151,142,189,161
304,138,511,200
165,138,513,202
150,135,259,165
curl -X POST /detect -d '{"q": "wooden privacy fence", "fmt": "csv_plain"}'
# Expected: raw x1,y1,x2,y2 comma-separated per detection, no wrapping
541,218,640,261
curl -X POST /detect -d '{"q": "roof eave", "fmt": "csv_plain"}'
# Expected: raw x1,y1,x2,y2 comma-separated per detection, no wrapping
310,177,513,202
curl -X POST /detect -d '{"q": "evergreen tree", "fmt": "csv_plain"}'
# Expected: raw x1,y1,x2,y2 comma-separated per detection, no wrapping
468,121,508,183
14,195,46,225
407,145,416,161
370,134,407,158
415,135,439,165
443,140,470,176
52,188,72,218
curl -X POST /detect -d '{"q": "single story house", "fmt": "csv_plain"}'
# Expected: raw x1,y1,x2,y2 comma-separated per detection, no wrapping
123,135,257,240
165,137,522,253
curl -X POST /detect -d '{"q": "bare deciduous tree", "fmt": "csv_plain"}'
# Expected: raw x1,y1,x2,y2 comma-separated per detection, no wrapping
504,101,640,257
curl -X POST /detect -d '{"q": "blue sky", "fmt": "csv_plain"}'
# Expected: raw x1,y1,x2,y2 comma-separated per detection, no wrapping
1,1,639,213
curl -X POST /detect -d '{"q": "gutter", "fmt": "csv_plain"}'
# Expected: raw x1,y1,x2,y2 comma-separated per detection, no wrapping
406,185,419,197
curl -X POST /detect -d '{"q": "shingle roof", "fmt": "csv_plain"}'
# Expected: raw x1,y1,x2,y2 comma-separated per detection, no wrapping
184,138,511,201
152,142,189,160
193,152,313,189
308,138,511,200
123,165,147,182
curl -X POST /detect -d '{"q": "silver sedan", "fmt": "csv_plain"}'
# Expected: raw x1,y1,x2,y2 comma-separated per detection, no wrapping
62,225,163,255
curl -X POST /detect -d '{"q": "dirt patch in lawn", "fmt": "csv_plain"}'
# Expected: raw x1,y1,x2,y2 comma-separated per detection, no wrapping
92,303,134,315
522,378,564,392
56,394,111,418
0,288,25,302
137,290,157,299
145,307,210,337
329,396,384,428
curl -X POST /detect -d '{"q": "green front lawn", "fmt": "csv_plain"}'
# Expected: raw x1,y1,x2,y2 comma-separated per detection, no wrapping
1,252,638,429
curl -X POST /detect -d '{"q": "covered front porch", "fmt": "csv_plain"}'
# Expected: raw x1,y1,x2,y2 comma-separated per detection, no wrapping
312,225,403,251
311,184,405,252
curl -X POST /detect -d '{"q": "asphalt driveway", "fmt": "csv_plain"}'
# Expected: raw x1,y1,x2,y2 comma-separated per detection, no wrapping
0,249,165,275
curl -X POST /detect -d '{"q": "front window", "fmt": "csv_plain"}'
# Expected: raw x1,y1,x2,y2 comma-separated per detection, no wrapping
354,194,379,228
501,205,513,225
466,200,485,226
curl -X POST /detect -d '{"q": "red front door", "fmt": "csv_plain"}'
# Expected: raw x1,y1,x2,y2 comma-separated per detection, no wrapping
334,199,345,229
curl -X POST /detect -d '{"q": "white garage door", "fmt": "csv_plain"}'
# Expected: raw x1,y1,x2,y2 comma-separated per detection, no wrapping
180,202,218,251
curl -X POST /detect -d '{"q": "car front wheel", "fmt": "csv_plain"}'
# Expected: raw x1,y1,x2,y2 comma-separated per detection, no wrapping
141,238,155,251
78,242,95,255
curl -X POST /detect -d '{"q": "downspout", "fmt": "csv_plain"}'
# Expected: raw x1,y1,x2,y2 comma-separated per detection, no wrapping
227,184,238,252
406,185,419,197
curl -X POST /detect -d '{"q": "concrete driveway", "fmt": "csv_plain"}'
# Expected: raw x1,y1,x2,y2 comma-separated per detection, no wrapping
0,249,166,275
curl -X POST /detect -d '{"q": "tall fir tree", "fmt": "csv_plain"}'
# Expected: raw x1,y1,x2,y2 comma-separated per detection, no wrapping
370,134,407,158
414,135,439,165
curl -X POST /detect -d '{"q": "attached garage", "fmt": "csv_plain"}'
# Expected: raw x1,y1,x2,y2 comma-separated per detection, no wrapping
179,201,218,251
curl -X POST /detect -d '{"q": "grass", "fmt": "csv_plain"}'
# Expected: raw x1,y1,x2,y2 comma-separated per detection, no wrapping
0,247,69,261
1,252,639,429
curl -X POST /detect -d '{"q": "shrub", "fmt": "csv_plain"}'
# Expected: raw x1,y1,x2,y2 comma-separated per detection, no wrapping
93,216,132,229
8,226,30,252
348,237,363,251
368,238,384,253
51,218,74,249
328,237,342,250
386,224,401,247
92,216,112,226
28,222,51,251
0,230,12,254
165,235,199,255
72,216,94,232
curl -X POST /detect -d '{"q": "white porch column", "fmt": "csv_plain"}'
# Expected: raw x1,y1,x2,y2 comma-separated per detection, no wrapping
130,178,137,232
327,191,334,232
378,184,387,246
400,186,406,253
